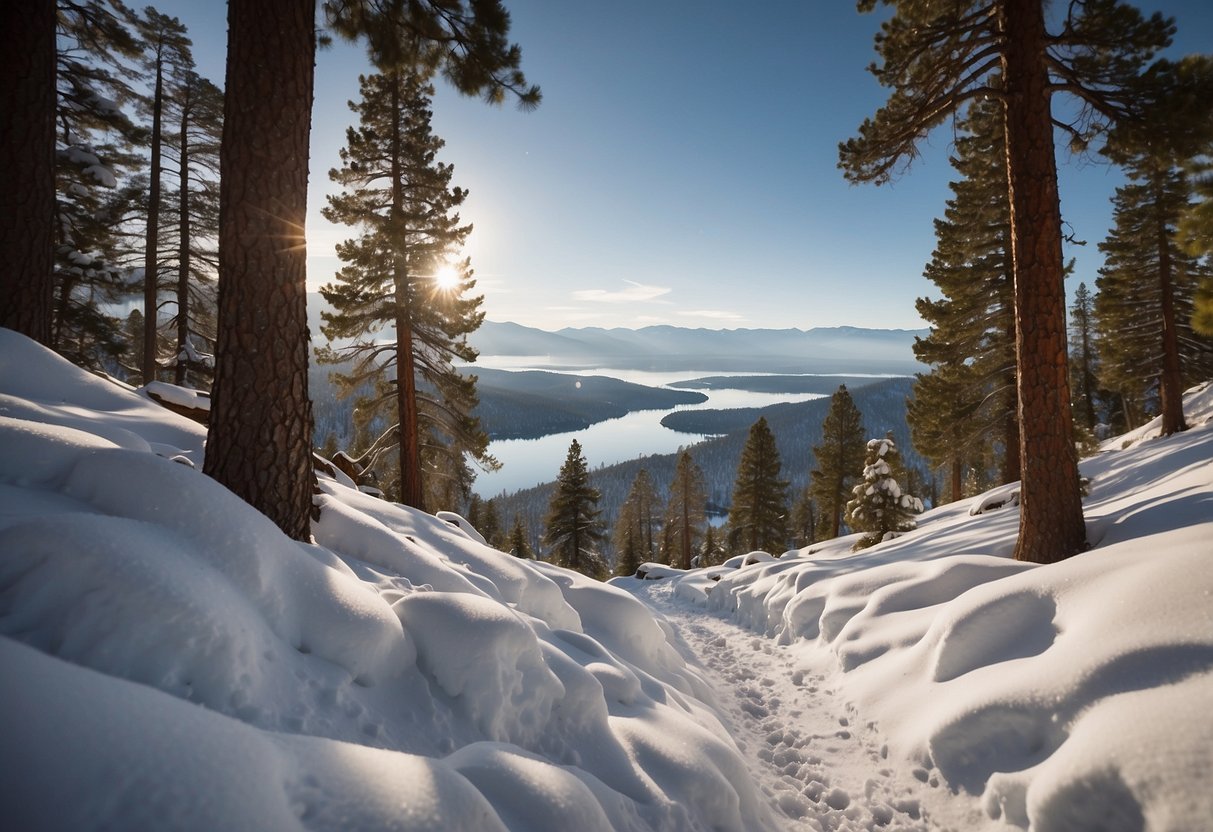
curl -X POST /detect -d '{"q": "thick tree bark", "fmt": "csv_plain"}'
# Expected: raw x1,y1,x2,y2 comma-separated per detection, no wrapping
142,60,164,383
389,73,426,511
394,284,425,509
175,96,192,386
950,457,962,503
1001,0,1086,563
1002,300,1021,483
204,0,317,541
0,0,56,345
1155,192,1187,436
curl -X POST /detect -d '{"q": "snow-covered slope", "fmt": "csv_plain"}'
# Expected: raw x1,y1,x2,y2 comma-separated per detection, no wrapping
0,330,774,832
628,380,1213,831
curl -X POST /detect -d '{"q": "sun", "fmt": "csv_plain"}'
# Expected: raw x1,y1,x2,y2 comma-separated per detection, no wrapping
433,263,460,291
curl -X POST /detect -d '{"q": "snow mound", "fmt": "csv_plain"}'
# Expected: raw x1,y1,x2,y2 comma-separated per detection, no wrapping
663,379,1213,830
0,330,774,831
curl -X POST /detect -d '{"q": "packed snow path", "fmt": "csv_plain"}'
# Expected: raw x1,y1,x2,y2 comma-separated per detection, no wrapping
630,579,942,832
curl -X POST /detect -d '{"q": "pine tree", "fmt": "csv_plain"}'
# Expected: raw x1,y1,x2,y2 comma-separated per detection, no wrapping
789,485,818,549
841,0,1173,563
480,498,503,549
207,0,539,540
1069,282,1102,433
846,432,924,551
910,95,1019,491
612,500,642,577
664,451,706,570
165,71,222,388
613,468,663,570
508,515,533,559
809,385,868,538
318,69,494,510
727,418,789,555
52,0,145,370
699,525,725,567
1095,57,1213,436
544,440,606,578
134,8,193,384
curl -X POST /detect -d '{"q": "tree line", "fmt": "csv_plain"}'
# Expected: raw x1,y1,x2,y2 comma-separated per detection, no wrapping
474,385,928,579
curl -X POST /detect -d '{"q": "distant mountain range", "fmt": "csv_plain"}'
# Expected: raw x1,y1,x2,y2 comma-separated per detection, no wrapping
307,294,925,375
468,320,926,375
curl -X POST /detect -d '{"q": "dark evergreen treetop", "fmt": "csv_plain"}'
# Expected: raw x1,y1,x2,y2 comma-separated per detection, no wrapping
810,385,868,539
544,439,607,578
323,0,540,108
728,417,789,555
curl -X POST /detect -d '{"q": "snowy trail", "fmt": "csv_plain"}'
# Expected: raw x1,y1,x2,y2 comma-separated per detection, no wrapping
632,579,941,832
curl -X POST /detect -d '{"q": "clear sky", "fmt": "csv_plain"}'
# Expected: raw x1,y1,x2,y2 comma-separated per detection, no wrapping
154,0,1212,331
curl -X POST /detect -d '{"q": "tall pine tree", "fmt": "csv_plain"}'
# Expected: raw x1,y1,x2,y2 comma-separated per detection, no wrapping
1068,282,1103,433
727,418,789,555
810,385,868,539
841,0,1173,562
318,69,494,510
909,95,1018,495
1095,57,1213,436
664,452,706,570
544,440,606,578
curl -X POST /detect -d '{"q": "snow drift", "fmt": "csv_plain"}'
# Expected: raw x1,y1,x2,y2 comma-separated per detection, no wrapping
664,379,1213,830
0,329,773,832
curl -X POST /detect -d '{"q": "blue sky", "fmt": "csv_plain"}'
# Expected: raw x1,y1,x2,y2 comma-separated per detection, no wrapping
156,0,1212,331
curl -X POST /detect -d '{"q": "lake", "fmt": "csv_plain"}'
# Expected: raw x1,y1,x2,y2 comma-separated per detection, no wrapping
471,364,829,497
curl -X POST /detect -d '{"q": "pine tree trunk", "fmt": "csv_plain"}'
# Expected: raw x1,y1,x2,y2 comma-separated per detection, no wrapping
175,95,192,386
1001,0,1086,564
950,457,962,503
143,60,164,384
394,284,425,510
1002,306,1022,483
0,0,56,345
204,0,316,542
389,72,425,511
1155,190,1187,436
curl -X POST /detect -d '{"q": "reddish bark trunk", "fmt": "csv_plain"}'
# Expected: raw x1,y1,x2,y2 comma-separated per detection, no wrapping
204,0,317,542
388,73,426,511
0,0,56,345
1001,0,1086,563
950,457,963,503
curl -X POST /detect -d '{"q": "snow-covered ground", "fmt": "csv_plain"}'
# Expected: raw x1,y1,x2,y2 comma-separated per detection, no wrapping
617,381,1213,831
2,326,1211,831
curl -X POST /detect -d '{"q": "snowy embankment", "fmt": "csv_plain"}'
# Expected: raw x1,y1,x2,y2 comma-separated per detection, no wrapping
0,329,775,832
622,381,1213,831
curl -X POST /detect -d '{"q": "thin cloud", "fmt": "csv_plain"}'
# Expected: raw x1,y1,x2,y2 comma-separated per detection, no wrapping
678,309,747,322
572,280,672,304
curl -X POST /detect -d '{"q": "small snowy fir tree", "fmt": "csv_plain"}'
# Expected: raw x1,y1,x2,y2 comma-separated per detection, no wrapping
845,432,923,550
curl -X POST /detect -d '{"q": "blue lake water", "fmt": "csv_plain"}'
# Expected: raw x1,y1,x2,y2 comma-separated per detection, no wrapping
471,365,828,497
